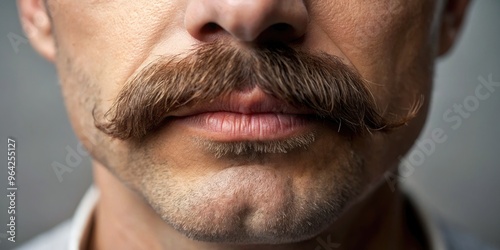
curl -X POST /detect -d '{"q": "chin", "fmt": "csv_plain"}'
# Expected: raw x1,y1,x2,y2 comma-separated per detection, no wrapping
134,152,365,245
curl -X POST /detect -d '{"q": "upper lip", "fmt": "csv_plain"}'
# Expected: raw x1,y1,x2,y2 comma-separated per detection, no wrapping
168,87,314,117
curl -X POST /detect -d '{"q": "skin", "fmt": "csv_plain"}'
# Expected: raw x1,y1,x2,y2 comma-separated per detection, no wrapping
18,0,471,249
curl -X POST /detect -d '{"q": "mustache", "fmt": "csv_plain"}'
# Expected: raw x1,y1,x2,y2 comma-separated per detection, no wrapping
95,42,420,141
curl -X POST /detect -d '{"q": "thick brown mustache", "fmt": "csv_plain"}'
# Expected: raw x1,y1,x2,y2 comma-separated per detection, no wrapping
95,42,419,141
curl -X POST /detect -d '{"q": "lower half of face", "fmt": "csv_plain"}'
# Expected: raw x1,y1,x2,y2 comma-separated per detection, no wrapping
57,41,434,245
58,49,432,245
78,103,427,244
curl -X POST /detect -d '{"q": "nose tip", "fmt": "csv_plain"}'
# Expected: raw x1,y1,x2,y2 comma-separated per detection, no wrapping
185,0,309,43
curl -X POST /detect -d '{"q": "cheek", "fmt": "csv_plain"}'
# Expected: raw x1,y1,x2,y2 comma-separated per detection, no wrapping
51,1,186,111
311,0,436,103
310,0,436,180
50,1,186,152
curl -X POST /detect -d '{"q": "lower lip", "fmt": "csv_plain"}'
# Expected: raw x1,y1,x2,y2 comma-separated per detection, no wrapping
171,112,314,141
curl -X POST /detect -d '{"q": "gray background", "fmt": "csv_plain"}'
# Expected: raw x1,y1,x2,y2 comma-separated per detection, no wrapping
0,1,499,249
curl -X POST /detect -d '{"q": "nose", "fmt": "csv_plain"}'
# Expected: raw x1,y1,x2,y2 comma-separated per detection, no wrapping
185,0,309,43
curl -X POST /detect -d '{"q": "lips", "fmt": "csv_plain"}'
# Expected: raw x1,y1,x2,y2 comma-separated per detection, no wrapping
168,88,317,141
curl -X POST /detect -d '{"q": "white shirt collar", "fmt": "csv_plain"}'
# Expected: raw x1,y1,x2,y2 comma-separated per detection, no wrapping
69,185,99,250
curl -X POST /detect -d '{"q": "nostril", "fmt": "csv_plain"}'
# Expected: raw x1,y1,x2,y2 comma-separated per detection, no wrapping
195,22,228,41
201,22,223,34
271,23,294,32
256,23,301,43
